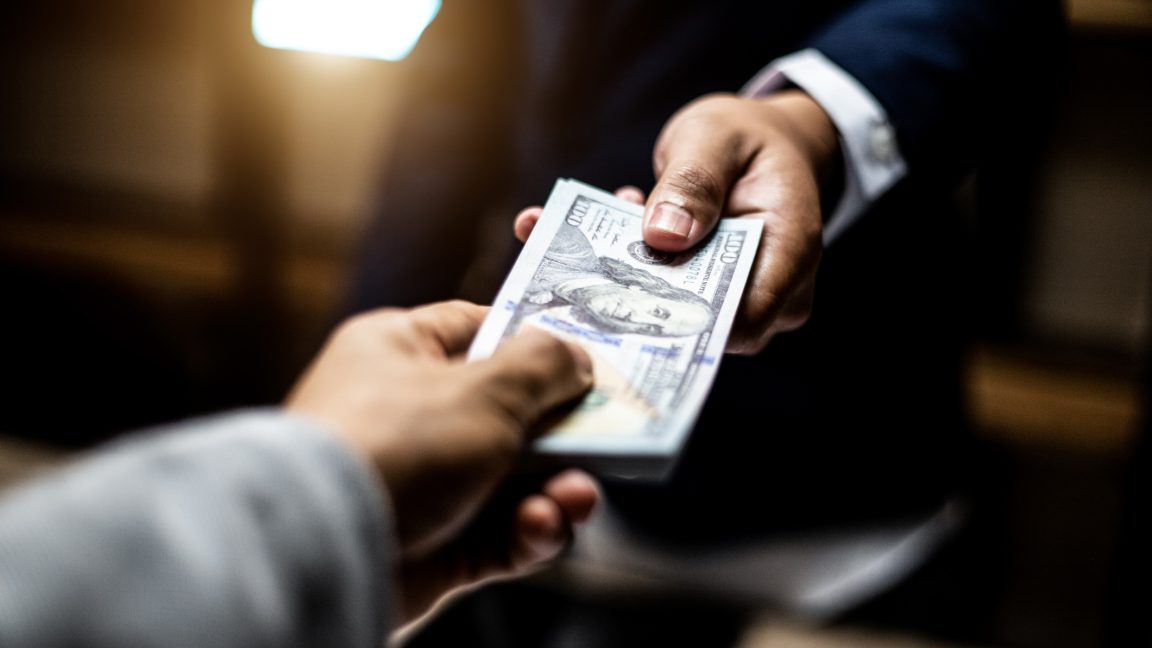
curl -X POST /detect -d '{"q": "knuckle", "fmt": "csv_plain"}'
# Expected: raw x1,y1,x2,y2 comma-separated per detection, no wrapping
799,218,825,256
515,330,575,374
332,309,400,343
472,368,535,432
774,308,811,333
664,164,726,208
345,308,404,330
528,331,572,362
729,338,766,356
680,92,741,118
437,299,475,316
727,321,770,356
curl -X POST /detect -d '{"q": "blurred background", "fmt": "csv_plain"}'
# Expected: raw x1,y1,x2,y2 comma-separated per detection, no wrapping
0,1,1148,647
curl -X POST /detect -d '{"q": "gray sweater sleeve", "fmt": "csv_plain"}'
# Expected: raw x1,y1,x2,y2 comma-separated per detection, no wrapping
0,409,394,648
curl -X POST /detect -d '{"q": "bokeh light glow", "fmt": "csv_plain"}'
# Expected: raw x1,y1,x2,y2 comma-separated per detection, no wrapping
252,0,440,61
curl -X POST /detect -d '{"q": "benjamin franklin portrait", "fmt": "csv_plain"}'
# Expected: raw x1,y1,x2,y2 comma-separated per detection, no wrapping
521,225,713,337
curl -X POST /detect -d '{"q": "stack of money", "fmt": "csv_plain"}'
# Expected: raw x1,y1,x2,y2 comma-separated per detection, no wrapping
469,179,761,480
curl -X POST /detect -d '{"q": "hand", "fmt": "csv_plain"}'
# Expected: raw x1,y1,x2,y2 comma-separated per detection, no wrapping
516,90,840,354
285,300,598,622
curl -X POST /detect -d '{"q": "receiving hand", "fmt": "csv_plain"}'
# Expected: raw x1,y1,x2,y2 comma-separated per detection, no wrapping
515,90,840,354
285,300,598,622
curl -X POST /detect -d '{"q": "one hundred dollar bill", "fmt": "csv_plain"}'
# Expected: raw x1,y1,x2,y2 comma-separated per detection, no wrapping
469,179,762,480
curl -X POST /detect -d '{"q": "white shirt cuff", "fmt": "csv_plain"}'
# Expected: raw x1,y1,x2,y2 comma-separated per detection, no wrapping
742,48,907,243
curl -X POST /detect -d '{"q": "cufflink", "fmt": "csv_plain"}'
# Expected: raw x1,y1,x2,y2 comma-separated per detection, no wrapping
867,119,898,165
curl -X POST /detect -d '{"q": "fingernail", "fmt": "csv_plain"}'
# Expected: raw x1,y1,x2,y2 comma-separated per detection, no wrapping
648,202,693,238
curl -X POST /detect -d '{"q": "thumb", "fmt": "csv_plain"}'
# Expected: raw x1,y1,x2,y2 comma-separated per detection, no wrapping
473,328,593,436
645,102,749,252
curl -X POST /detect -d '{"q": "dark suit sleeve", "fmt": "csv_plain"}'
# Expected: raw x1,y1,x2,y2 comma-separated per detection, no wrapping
807,0,1065,179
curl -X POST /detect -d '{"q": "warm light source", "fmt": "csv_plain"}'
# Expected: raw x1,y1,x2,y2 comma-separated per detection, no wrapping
252,0,440,61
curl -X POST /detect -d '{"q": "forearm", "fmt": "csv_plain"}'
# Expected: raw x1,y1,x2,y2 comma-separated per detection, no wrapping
0,410,393,648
